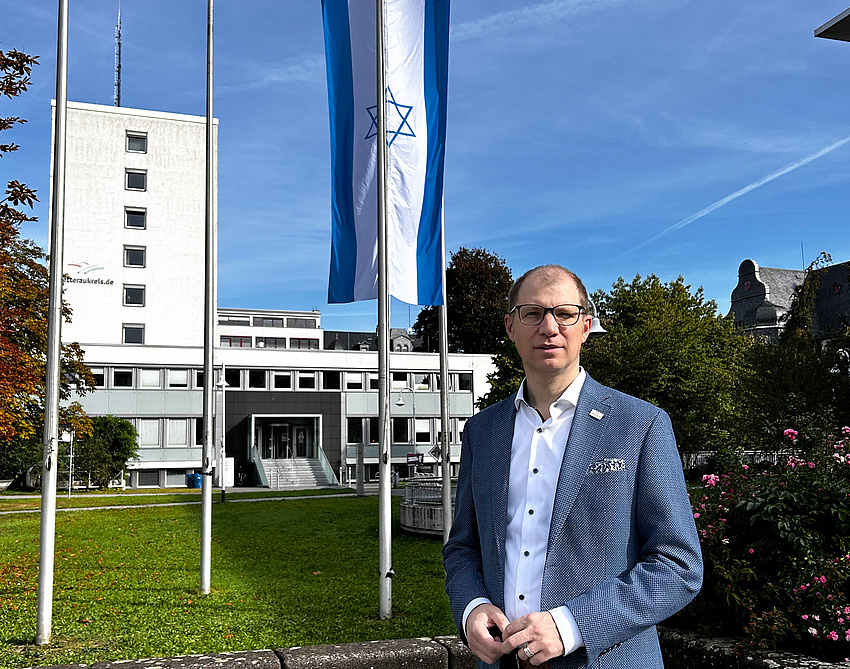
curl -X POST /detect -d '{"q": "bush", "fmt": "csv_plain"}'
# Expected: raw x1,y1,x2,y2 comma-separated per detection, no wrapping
673,427,850,661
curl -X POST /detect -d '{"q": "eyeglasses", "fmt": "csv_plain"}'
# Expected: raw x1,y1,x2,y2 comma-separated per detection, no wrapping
509,303,587,327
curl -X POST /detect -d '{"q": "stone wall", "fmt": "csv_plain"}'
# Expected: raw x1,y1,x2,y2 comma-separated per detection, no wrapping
26,630,849,669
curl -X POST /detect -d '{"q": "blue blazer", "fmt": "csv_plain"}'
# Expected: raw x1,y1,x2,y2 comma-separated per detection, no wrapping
442,375,702,669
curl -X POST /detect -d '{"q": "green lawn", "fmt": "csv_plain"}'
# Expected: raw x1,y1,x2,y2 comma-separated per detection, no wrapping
0,495,455,668
0,488,352,513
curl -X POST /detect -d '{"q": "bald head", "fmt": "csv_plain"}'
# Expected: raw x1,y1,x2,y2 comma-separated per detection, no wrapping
508,265,591,313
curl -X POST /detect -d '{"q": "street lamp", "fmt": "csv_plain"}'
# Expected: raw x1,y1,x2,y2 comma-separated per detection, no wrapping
395,386,417,479
587,297,607,340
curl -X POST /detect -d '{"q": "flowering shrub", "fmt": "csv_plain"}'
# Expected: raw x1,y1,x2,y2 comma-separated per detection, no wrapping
673,427,850,661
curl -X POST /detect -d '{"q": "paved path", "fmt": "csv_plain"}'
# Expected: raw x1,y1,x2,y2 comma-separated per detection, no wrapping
0,484,406,516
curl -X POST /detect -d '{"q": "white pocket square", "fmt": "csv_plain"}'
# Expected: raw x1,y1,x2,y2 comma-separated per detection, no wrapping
587,458,626,474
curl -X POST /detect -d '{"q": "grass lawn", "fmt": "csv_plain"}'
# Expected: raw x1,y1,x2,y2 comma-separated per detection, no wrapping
0,495,455,668
0,488,352,513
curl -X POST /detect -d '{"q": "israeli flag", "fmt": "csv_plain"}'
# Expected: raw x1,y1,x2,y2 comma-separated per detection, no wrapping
323,0,450,305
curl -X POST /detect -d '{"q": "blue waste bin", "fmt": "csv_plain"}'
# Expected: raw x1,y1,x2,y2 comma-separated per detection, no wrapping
186,472,202,489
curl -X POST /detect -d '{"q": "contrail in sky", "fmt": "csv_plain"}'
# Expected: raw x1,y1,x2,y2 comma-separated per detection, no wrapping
625,135,850,256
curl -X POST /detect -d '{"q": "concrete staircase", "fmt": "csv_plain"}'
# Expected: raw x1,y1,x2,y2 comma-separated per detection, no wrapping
261,458,333,489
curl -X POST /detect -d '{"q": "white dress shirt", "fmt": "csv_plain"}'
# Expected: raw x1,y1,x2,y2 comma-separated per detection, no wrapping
463,370,586,655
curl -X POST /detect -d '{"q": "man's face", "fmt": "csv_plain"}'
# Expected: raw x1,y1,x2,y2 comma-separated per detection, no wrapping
505,270,592,385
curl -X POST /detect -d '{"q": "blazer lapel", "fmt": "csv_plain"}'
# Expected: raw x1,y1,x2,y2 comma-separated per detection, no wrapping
487,394,516,605
547,376,611,556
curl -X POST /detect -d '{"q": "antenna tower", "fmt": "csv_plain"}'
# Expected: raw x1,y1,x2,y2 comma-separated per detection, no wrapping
113,3,122,106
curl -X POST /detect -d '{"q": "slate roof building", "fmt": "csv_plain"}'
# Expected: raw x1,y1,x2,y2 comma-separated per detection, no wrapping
729,258,850,341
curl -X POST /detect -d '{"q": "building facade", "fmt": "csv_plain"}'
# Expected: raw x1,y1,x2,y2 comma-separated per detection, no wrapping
55,102,494,488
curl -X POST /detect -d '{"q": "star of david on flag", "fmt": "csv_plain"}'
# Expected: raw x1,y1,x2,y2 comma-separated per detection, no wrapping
322,0,450,306
365,88,416,146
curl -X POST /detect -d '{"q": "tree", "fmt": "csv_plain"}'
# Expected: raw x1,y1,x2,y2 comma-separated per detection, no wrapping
0,47,94,479
72,416,138,488
413,247,512,353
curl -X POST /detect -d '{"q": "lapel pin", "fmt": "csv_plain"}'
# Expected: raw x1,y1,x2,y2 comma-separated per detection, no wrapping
589,409,604,421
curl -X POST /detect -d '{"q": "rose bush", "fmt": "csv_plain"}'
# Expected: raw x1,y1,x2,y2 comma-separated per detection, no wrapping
672,427,850,661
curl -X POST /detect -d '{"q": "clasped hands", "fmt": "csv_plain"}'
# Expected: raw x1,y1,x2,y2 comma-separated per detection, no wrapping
466,603,564,665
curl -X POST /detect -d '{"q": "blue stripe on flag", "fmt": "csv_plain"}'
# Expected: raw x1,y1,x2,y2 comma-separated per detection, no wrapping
323,0,358,304
416,0,450,306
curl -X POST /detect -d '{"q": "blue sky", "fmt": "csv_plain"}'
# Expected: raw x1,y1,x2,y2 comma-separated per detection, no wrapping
6,0,850,332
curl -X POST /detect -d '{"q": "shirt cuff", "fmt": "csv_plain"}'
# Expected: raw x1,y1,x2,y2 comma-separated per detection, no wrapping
462,597,494,638
549,606,584,656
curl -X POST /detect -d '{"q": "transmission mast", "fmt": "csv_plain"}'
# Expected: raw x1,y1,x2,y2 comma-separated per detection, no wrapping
114,3,122,106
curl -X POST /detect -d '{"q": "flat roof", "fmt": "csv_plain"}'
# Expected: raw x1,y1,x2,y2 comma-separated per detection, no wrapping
816,7,850,42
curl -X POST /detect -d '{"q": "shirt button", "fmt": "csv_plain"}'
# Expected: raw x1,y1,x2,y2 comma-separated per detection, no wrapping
536,427,543,433
528,509,534,515
524,550,530,557
532,468,538,474
518,594,525,601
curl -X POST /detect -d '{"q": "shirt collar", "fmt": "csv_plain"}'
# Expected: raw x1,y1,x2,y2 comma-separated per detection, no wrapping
514,368,587,415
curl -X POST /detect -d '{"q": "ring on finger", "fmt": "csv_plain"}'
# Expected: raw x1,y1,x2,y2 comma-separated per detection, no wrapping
523,645,534,659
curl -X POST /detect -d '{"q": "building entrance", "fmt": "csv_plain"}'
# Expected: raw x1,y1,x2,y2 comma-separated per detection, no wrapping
254,417,315,460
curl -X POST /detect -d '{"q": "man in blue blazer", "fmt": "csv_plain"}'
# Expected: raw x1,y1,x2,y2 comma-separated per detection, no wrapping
443,265,702,669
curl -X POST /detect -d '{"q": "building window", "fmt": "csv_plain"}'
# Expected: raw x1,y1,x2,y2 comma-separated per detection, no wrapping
218,316,250,326
125,208,146,229
392,372,407,390
168,369,189,388
138,419,160,448
291,338,319,350
368,373,379,390
125,169,147,191
123,284,145,307
195,418,205,446
253,316,283,327
140,368,161,388
458,373,473,391
257,337,286,349
113,368,133,388
89,366,105,387
323,371,340,390
369,417,379,443
392,417,409,443
138,470,159,486
124,246,146,267
347,418,363,444
273,371,291,389
413,373,430,391
248,370,266,389
457,418,467,443
287,318,316,329
123,324,145,344
415,418,431,444
168,419,189,446
220,336,251,348
298,372,316,389
224,368,241,389
345,372,363,390
126,132,147,153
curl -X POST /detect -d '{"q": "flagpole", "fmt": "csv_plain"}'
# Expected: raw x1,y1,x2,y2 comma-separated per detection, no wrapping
36,0,69,645
438,203,452,543
376,0,393,620
200,0,215,595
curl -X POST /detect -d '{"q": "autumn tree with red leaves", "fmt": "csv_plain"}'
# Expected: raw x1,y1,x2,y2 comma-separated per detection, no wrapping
0,46,93,478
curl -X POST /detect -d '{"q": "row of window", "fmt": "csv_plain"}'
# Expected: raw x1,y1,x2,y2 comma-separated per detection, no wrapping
346,416,467,445
123,132,149,338
134,416,204,448
219,316,318,329
89,366,474,393
220,336,320,350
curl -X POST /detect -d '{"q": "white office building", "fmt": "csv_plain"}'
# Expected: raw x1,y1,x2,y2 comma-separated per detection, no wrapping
55,101,494,488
